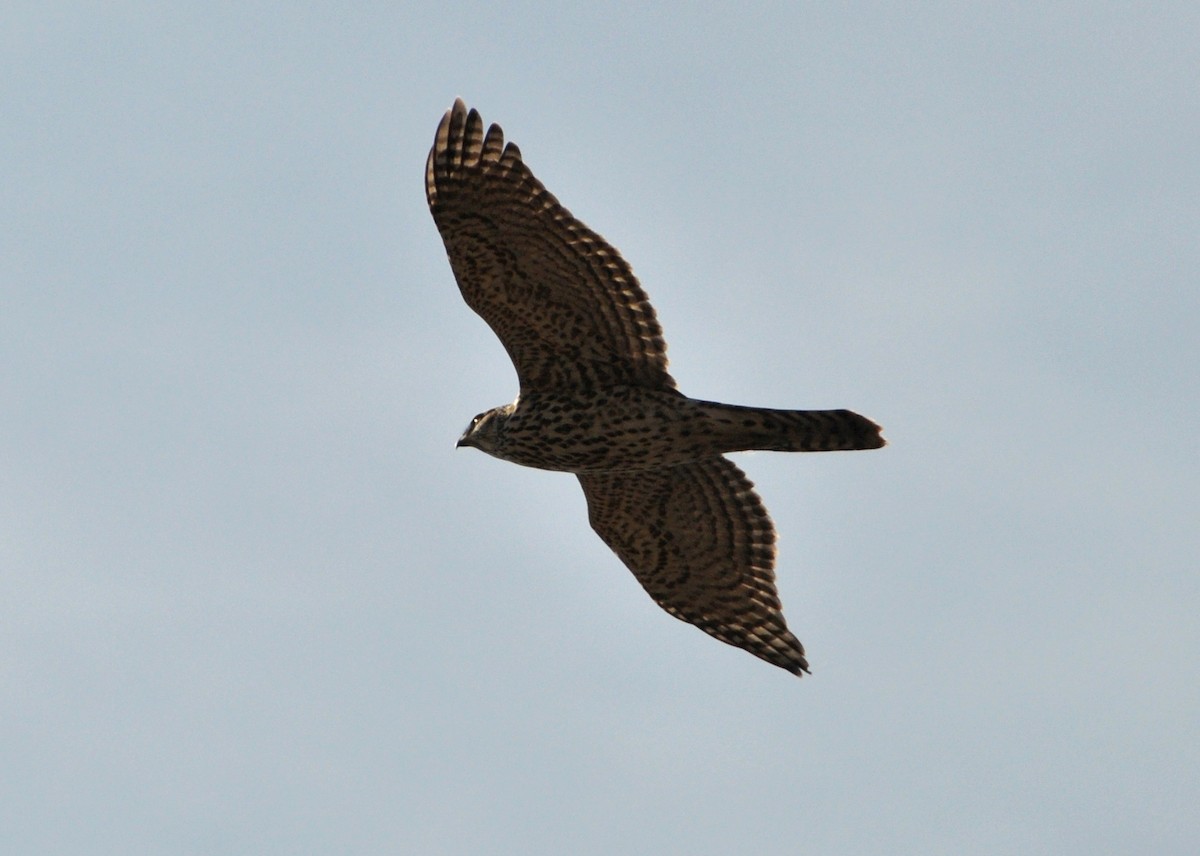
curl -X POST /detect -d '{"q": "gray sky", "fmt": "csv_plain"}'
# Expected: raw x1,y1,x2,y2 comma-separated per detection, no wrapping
4,3,1197,854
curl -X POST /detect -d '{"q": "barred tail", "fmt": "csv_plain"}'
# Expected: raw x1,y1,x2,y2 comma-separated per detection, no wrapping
695,401,886,453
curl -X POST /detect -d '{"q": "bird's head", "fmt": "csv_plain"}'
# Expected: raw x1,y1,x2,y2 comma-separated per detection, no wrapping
456,403,514,456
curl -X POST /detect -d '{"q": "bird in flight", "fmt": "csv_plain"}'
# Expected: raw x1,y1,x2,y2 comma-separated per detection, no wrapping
426,99,884,675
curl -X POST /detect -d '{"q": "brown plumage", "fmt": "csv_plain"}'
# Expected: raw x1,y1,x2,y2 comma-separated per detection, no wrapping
427,99,884,675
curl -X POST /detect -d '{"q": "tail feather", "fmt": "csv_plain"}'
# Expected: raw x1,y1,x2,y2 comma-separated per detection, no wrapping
695,402,886,453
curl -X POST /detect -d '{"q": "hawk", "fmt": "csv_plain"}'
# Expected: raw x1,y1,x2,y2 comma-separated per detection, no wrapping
426,99,884,676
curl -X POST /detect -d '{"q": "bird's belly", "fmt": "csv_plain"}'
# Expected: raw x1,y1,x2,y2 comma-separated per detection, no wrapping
496,390,722,473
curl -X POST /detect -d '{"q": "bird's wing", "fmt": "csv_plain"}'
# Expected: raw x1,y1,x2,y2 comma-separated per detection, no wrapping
426,99,676,394
577,457,809,675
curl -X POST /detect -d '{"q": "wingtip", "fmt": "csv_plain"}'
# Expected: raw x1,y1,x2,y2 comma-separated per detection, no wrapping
445,97,468,128
431,99,505,178
784,651,811,677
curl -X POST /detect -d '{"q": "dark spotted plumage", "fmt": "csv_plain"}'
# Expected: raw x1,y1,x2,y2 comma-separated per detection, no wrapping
427,99,884,676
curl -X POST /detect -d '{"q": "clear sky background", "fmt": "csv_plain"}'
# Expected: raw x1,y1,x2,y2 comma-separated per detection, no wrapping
3,3,1197,854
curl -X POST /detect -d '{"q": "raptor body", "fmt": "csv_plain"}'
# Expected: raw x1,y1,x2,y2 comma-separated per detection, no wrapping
427,99,884,675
